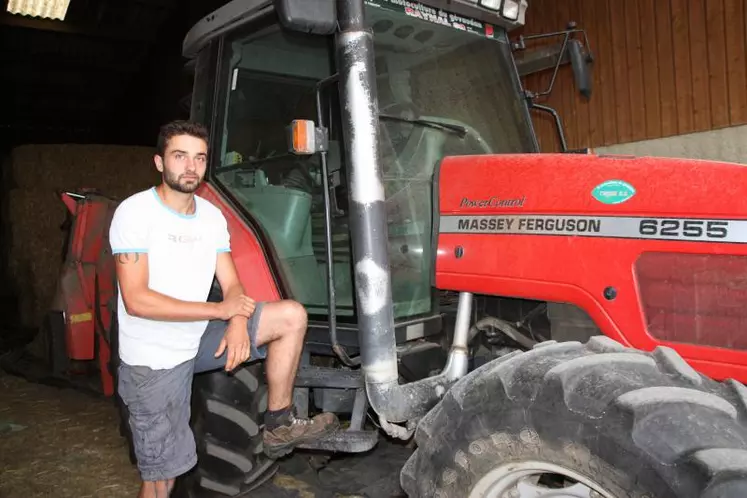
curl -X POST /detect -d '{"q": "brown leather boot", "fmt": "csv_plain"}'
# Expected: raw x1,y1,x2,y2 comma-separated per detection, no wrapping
262,408,339,459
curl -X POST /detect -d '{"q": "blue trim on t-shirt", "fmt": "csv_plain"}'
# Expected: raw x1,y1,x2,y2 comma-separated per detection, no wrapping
112,248,149,254
151,187,197,219
217,248,231,253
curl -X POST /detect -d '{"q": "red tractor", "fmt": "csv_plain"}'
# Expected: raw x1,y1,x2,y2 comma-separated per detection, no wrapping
17,0,747,496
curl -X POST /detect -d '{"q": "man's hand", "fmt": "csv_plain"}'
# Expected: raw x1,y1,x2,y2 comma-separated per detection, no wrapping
213,250,253,370
217,294,256,321
214,319,251,371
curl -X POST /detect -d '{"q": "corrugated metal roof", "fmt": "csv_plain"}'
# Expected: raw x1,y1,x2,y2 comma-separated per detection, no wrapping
6,0,71,21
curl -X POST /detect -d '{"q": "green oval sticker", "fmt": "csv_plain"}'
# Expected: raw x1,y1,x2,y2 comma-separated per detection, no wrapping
592,180,636,205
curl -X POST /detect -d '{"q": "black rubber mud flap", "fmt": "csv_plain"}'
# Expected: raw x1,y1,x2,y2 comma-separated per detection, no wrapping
401,336,747,498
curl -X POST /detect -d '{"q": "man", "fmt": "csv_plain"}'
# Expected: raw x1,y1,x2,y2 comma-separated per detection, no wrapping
110,120,338,498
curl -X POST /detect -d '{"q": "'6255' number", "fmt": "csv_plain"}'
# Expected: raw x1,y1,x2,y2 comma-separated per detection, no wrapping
638,219,729,239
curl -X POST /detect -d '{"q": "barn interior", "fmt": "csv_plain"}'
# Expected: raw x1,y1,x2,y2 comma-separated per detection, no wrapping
2,0,747,497
0,0,228,349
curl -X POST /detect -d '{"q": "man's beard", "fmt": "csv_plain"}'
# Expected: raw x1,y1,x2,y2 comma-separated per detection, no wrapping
164,169,202,193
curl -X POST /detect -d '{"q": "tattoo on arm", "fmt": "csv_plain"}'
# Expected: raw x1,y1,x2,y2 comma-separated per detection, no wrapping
116,252,140,264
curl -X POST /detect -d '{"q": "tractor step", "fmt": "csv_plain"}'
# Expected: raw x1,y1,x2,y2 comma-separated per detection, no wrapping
294,365,362,389
296,429,379,453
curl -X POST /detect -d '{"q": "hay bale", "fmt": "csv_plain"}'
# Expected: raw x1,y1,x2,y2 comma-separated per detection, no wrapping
6,189,69,329
7,146,41,190
3,143,172,330
10,144,160,193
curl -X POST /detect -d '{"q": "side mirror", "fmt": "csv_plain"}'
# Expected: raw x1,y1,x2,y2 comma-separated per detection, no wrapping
287,120,329,155
568,38,592,99
275,0,337,35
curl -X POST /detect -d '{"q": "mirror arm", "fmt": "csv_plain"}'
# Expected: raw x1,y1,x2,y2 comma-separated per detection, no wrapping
527,101,568,153
523,30,571,100
513,22,594,100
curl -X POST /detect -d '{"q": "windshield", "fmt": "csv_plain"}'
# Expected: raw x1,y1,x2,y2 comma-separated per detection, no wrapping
367,0,536,165
208,2,535,324
364,1,536,318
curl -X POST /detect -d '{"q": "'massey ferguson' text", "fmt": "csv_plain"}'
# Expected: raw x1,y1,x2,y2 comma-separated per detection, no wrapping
456,217,601,233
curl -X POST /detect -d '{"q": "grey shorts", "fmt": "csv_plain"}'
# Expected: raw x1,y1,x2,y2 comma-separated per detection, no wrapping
117,303,267,481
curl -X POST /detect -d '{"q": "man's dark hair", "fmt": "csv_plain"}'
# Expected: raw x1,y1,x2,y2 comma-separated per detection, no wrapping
156,120,209,156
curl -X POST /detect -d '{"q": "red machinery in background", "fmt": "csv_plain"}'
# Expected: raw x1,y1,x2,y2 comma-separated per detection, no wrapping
36,191,119,396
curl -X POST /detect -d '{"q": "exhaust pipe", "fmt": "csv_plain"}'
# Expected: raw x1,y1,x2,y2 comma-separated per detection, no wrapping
364,292,473,428
335,0,470,431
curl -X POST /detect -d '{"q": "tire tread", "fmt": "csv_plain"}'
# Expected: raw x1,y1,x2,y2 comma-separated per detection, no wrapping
189,363,274,496
653,345,703,386
402,336,747,498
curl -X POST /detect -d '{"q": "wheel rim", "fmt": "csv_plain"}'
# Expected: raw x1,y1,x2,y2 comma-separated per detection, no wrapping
468,460,616,498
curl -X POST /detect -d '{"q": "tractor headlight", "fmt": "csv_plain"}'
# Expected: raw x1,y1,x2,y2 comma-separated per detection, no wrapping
501,0,520,20
478,0,521,21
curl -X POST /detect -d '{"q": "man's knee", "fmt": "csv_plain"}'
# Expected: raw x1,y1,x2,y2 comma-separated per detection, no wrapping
268,299,307,344
280,299,307,333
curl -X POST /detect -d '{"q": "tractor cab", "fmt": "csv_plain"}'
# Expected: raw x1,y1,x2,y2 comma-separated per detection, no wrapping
184,0,537,352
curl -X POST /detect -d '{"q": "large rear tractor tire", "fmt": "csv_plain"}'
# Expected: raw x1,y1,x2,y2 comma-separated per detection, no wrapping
176,363,279,496
400,336,747,498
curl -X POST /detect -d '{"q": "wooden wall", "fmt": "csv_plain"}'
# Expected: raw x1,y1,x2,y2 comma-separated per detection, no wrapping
518,0,747,152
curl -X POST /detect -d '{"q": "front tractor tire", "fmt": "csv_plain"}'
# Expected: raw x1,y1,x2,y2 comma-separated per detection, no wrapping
401,336,747,498
178,363,279,496
111,309,277,496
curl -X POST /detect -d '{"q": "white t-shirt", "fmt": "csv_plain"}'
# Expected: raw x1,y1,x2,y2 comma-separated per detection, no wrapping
108,187,230,369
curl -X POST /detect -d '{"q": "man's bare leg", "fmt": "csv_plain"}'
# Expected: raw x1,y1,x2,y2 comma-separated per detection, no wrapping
254,300,307,410
139,479,174,498
253,299,339,458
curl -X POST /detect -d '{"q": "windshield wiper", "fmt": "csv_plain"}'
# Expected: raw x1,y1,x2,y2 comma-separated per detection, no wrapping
379,114,468,138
